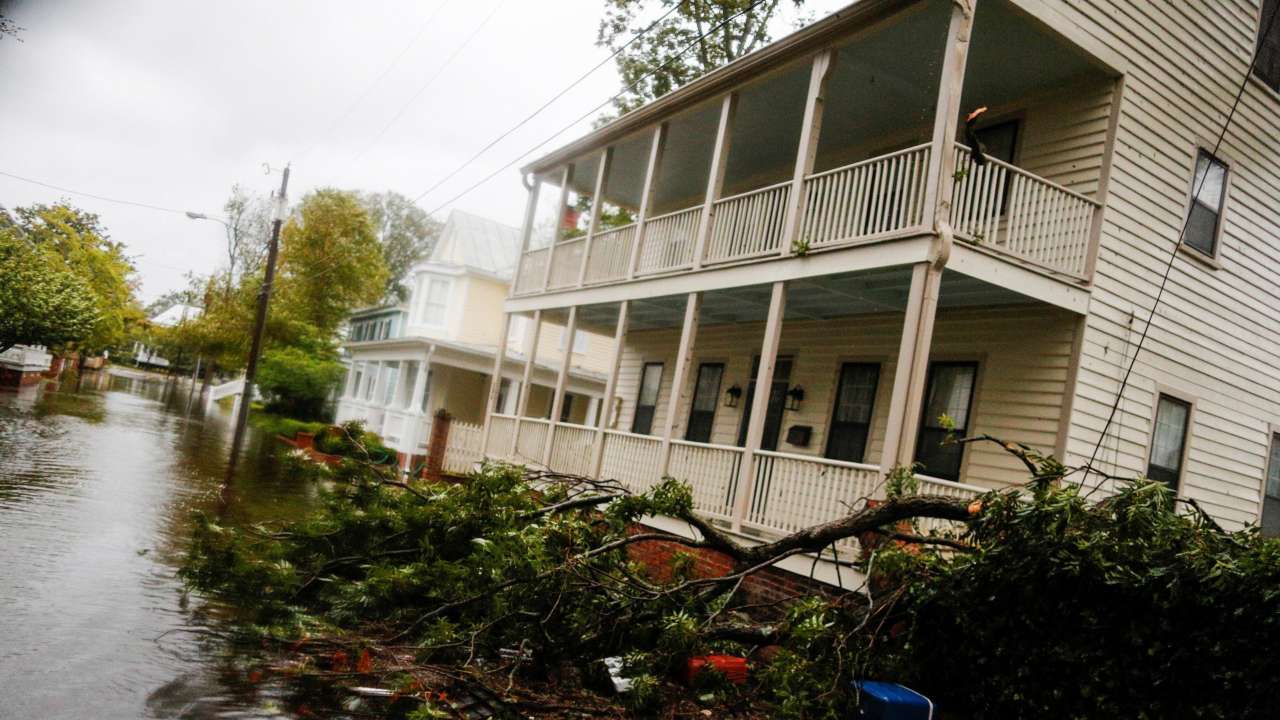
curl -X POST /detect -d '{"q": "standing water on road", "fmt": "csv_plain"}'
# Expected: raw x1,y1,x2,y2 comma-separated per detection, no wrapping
0,369,329,719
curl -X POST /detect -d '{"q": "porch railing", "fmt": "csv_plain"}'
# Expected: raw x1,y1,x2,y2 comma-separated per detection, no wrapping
548,238,586,289
443,420,484,474
636,205,702,275
744,450,882,537
667,440,744,521
486,413,518,458
705,180,792,264
514,247,550,294
801,143,931,248
950,143,1099,279
514,418,551,465
547,422,597,476
600,430,663,493
584,223,637,284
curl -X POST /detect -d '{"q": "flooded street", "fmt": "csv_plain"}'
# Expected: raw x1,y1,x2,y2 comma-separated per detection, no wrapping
0,369,324,719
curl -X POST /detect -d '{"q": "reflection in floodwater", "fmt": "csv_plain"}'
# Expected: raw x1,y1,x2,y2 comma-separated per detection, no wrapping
0,368,339,719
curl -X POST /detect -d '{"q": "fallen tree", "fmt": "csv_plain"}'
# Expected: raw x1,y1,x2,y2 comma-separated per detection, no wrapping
182,437,1280,718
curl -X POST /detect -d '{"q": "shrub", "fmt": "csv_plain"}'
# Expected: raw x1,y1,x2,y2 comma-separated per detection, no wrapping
313,420,396,465
255,346,345,420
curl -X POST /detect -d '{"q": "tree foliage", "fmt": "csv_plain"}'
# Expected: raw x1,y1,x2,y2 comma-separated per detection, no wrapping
256,345,346,420
4,203,140,352
598,0,805,115
362,191,442,304
0,230,100,353
277,189,389,337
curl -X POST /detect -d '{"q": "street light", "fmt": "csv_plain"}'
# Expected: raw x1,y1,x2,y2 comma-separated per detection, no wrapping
185,211,231,229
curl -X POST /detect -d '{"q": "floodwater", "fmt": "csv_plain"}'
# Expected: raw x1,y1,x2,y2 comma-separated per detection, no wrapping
0,369,330,719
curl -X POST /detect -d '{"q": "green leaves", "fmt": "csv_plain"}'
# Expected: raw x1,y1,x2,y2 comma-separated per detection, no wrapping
0,228,101,353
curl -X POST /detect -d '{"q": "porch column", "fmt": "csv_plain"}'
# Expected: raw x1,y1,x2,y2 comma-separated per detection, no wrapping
543,306,578,466
482,312,512,455
541,165,573,291
731,281,786,532
880,262,943,472
591,301,630,478
921,0,976,226
692,93,737,269
512,310,543,456
412,347,433,414
778,48,837,258
659,292,702,476
512,180,540,294
627,123,668,279
578,148,612,285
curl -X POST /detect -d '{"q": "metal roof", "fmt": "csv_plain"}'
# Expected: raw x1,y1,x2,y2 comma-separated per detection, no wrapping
429,209,521,280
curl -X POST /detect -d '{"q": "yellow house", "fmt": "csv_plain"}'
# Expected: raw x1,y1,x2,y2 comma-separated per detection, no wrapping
468,0,1280,568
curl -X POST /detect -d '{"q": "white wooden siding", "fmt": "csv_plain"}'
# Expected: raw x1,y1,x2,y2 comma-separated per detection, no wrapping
612,304,1077,490
1053,0,1280,528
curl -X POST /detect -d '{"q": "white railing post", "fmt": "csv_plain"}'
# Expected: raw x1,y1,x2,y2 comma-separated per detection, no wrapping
481,314,511,457
579,148,612,286
513,310,543,458
659,293,702,477
592,301,630,478
628,124,667,279
692,94,737,270
731,281,786,532
542,166,573,292
779,49,837,258
544,306,578,466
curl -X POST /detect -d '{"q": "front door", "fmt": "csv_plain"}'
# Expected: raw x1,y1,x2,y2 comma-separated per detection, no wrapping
736,356,792,451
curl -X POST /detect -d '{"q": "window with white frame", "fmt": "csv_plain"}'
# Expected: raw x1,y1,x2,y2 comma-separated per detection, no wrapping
1147,394,1192,490
1185,150,1228,258
417,275,451,326
1256,0,1280,92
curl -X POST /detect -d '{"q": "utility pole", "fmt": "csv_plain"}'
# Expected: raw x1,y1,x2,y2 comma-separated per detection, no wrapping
223,164,290,493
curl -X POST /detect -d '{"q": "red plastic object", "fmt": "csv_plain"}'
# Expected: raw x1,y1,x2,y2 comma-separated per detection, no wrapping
684,655,748,685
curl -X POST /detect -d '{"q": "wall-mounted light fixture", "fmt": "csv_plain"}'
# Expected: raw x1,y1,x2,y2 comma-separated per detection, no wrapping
724,384,743,408
785,385,805,411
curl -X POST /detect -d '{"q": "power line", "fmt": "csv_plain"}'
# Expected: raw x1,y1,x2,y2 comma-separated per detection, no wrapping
0,169,193,216
410,0,688,204
1081,2,1279,495
420,0,773,217
343,0,508,170
294,0,455,162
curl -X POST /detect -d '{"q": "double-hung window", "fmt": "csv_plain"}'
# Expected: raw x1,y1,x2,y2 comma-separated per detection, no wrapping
914,362,978,481
825,363,880,463
418,275,451,326
684,363,724,444
1147,394,1192,490
1256,0,1280,92
632,362,664,435
1185,150,1228,258
1263,432,1280,537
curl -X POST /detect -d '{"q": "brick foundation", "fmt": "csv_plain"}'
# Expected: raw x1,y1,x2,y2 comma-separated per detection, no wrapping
0,367,44,389
626,524,835,605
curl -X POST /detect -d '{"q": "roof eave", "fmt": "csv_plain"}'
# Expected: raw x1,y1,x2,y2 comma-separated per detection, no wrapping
519,0,909,177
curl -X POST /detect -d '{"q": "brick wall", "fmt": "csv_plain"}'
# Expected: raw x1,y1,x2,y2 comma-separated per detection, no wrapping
625,524,836,605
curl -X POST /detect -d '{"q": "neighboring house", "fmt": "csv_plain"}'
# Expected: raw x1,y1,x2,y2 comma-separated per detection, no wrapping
0,345,53,388
335,210,611,464
133,303,202,368
472,0,1280,550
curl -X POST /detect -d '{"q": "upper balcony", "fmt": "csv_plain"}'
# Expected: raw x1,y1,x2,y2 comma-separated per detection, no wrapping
509,0,1120,313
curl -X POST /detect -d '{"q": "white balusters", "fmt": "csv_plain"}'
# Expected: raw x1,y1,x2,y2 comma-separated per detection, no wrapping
584,224,637,284
705,181,791,264
799,144,931,248
636,206,702,275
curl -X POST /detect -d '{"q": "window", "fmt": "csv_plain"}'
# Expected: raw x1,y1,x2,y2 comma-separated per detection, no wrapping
632,362,664,435
363,362,378,401
825,363,880,462
685,363,724,443
399,361,419,408
736,356,794,452
350,365,364,398
1147,394,1191,490
914,362,978,481
380,364,399,406
559,393,576,423
495,378,513,414
419,369,434,413
1263,432,1280,537
1185,150,1228,258
1256,0,1280,92
418,275,451,326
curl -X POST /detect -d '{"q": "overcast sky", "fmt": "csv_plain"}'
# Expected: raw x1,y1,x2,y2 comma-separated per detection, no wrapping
0,0,842,303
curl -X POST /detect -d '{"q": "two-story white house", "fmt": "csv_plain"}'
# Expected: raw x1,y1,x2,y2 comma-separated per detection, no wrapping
471,0,1280,546
335,210,612,467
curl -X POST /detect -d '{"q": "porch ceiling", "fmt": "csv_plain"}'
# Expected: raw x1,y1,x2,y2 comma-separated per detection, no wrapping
570,266,1039,331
